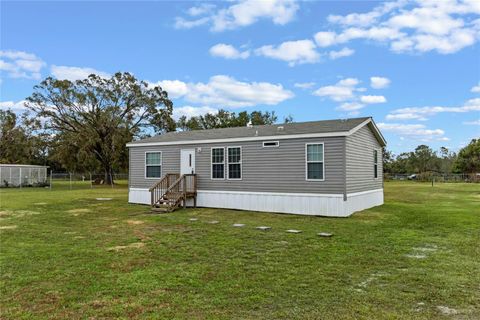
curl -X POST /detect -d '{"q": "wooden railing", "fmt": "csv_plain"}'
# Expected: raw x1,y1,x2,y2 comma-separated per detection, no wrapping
162,174,197,209
149,173,180,207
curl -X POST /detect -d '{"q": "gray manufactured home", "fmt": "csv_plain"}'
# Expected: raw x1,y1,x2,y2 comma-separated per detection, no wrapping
127,117,386,217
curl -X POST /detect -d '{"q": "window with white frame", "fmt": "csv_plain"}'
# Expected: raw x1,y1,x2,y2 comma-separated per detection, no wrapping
374,149,378,179
211,148,225,179
227,147,242,179
145,152,162,178
306,143,324,180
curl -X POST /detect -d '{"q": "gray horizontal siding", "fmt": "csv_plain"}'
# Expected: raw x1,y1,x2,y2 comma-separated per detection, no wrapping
346,125,383,194
129,136,346,194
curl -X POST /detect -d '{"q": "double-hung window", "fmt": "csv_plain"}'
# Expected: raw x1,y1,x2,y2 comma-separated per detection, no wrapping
211,148,225,179
145,152,162,178
374,150,378,179
227,147,242,179
306,143,324,180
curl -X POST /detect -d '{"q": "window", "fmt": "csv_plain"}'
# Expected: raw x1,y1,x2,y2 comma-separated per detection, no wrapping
211,148,225,179
263,141,279,148
374,150,378,179
227,147,242,179
145,152,162,178
306,143,324,180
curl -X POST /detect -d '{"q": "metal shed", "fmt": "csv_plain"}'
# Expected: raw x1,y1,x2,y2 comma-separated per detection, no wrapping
0,164,49,188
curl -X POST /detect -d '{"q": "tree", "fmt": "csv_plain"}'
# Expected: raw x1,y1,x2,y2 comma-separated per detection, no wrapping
177,109,278,131
0,109,47,165
382,148,395,174
453,139,480,173
26,72,175,184
410,145,439,173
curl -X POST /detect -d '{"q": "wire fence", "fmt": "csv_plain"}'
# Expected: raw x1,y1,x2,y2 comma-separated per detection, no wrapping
0,171,129,189
385,173,480,183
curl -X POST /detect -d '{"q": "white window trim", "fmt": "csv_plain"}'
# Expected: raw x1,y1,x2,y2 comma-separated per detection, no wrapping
227,146,242,181
305,143,325,182
374,148,379,180
263,141,279,148
210,147,225,180
145,151,162,179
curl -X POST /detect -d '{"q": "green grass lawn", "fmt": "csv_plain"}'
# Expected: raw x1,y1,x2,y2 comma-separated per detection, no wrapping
0,182,479,319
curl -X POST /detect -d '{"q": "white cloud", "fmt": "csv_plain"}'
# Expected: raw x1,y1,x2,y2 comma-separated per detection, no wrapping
209,43,250,59
152,75,294,108
360,95,387,104
187,4,216,17
370,76,391,89
294,82,315,89
386,97,480,121
148,80,189,99
174,17,210,29
377,122,448,141
51,65,110,81
0,50,46,80
175,0,299,32
314,31,337,47
471,83,480,93
328,47,355,60
314,0,480,54
185,75,294,107
337,102,365,111
173,106,218,120
463,119,480,125
313,78,360,101
255,39,320,66
0,100,28,112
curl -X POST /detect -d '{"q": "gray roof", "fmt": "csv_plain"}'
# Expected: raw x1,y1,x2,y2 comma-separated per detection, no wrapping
128,117,385,146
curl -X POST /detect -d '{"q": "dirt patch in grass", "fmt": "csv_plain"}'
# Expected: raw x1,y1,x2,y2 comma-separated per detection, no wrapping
107,242,145,252
67,208,92,216
33,202,48,205
0,225,17,230
437,305,458,315
126,220,144,225
0,210,41,219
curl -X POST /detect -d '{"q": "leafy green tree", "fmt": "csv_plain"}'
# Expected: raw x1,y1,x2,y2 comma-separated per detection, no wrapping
177,109,278,131
26,72,175,184
382,148,395,174
0,109,47,165
453,139,480,173
410,145,439,173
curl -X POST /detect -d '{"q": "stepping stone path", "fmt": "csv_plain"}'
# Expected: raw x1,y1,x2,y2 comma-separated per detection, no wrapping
286,229,302,233
318,232,333,237
189,218,198,221
256,226,271,231
208,220,219,224
232,223,245,227
96,198,112,201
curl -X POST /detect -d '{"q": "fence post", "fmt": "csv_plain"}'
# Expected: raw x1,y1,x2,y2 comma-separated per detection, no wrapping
19,167,22,189
110,171,114,189
90,173,92,189
50,170,52,190
69,172,72,190
9,167,12,186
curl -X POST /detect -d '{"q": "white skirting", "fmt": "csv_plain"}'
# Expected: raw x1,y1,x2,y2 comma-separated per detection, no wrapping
128,188,384,217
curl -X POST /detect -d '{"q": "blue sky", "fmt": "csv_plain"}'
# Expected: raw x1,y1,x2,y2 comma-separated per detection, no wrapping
1,0,479,154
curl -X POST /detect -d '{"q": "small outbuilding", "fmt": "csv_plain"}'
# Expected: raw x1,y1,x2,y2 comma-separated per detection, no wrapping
0,164,49,188
126,117,386,217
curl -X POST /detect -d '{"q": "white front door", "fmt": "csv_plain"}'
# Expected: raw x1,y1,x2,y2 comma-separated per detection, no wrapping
180,149,196,175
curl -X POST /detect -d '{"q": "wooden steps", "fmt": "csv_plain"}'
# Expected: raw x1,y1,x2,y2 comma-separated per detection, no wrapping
149,173,197,213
